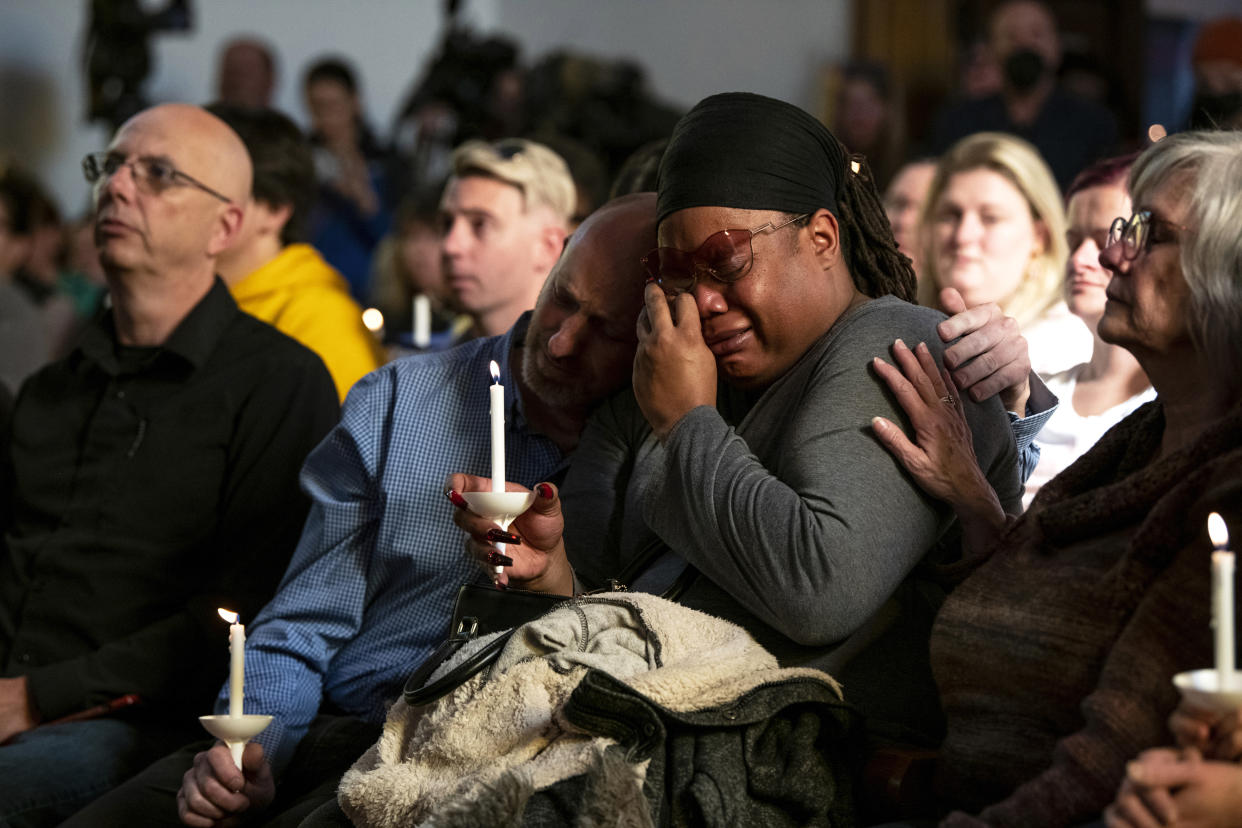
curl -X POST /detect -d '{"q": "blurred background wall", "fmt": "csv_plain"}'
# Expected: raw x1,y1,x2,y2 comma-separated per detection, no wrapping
0,0,849,213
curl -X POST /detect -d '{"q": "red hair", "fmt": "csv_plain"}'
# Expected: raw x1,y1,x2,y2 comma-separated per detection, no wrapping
1065,153,1140,202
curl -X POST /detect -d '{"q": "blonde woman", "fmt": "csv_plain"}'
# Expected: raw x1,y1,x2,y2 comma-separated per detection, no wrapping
919,131,1092,376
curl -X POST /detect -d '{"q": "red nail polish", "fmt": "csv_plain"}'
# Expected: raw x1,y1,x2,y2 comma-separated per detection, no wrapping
446,490,469,510
644,275,656,285
486,529,521,544
537,483,553,499
487,551,514,567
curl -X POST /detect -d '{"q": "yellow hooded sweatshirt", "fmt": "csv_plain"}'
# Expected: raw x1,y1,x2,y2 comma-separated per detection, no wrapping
229,244,384,402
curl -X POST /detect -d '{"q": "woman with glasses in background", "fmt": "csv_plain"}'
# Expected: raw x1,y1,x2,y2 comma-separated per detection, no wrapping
918,131,1094,378
871,129,1242,826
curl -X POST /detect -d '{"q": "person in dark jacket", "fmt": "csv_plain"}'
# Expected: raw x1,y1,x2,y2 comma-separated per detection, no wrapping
0,103,338,826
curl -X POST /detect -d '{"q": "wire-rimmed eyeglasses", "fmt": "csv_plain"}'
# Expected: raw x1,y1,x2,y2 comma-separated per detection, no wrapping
82,152,233,204
1105,210,1189,261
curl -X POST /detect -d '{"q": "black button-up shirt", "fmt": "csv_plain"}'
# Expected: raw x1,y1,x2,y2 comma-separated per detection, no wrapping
0,278,339,721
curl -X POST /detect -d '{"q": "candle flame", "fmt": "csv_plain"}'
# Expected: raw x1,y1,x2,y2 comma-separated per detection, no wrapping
217,608,239,624
361,308,384,332
489,360,500,383
1209,512,1230,548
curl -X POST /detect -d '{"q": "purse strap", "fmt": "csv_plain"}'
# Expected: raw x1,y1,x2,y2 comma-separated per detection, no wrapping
403,538,696,708
402,617,511,708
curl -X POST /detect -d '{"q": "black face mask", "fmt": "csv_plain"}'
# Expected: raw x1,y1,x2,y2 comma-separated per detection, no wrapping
1003,49,1046,93
1188,91,1242,130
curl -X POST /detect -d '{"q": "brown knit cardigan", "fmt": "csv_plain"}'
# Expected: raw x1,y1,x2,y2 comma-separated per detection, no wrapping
930,399,1242,828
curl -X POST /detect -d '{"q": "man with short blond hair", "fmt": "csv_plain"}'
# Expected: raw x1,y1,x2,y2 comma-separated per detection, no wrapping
0,103,338,825
441,138,575,340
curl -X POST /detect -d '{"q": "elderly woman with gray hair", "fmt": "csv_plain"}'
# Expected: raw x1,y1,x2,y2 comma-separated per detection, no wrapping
870,128,1242,827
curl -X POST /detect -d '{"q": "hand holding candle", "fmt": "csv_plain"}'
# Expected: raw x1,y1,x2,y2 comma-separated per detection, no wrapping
204,608,272,770
447,473,566,593
1210,513,1235,691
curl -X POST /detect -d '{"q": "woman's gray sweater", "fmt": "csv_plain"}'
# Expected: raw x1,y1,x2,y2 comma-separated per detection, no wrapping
562,295,1022,742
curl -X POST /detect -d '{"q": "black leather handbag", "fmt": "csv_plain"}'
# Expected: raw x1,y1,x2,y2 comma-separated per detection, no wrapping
403,541,696,707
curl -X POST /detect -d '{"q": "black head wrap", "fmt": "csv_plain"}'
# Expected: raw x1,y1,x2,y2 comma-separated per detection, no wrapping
655,91,918,303
656,92,847,225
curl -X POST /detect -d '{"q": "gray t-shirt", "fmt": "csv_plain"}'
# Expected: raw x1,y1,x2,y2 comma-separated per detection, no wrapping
562,295,1021,742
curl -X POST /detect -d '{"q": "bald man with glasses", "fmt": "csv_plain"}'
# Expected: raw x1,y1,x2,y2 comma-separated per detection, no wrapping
0,103,338,826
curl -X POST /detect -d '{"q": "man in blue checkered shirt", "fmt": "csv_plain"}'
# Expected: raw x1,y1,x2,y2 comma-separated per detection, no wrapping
70,190,1053,827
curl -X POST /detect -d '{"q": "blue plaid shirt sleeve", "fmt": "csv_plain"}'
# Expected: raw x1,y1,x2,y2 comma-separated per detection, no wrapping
213,369,392,773
1010,372,1059,485
212,323,566,775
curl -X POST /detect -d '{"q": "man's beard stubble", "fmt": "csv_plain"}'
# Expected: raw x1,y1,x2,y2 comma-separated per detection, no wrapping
520,324,592,410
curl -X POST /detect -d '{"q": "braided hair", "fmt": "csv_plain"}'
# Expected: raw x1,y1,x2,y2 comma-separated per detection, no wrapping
835,152,917,302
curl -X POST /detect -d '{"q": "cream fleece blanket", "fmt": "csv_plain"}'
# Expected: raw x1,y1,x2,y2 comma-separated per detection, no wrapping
338,593,841,828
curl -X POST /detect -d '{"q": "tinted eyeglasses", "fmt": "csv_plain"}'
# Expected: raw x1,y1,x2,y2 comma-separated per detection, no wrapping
641,213,810,294
1105,210,1188,261
82,152,233,204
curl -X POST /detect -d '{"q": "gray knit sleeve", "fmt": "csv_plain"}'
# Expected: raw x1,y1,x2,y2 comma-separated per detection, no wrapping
639,300,1020,646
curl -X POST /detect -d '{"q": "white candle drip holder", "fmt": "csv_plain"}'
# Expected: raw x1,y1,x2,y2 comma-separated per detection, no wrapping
199,714,273,770
1173,669,1242,714
462,491,535,577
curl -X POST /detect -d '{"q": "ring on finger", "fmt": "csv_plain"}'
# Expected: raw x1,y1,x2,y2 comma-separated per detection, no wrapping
940,395,955,407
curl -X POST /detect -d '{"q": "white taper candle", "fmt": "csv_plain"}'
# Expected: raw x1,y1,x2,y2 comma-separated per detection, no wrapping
489,361,505,493
413,295,431,349
1210,513,1234,690
218,608,245,717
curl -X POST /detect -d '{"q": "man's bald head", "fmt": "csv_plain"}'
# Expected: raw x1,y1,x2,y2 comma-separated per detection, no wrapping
551,192,657,334
93,103,251,282
567,192,657,298
521,192,656,412
117,104,253,203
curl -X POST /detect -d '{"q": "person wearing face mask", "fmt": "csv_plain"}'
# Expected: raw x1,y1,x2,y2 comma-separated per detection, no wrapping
929,0,1118,191
1021,153,1154,508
